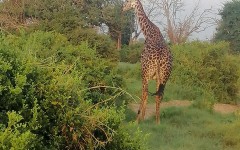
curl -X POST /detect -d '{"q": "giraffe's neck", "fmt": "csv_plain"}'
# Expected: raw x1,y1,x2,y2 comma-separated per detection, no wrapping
135,0,166,45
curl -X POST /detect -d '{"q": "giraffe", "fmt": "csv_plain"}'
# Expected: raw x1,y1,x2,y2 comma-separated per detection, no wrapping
123,0,172,124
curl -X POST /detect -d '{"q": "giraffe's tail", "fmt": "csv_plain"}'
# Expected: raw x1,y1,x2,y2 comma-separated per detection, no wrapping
150,84,165,96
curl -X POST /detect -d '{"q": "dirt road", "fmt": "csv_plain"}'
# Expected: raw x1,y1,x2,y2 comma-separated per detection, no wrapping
129,100,240,119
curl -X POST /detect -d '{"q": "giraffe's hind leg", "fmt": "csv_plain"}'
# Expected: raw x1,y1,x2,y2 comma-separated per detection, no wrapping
137,79,148,123
155,82,165,124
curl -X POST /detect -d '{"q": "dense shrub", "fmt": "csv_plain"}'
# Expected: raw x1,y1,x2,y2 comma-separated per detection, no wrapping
27,26,119,62
0,31,146,149
0,111,38,149
67,27,119,62
171,41,240,104
120,42,144,63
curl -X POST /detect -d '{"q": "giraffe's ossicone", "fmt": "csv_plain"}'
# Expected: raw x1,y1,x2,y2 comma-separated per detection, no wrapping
123,0,173,124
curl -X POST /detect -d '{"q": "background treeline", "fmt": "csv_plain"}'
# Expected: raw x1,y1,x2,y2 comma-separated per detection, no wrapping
0,0,134,49
0,0,240,149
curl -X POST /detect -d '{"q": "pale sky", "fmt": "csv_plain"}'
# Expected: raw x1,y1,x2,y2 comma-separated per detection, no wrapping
186,0,230,40
141,0,231,41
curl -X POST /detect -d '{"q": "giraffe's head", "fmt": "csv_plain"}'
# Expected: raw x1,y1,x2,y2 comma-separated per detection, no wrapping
122,0,137,12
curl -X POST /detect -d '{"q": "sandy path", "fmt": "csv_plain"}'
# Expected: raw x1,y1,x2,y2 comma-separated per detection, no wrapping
129,100,240,119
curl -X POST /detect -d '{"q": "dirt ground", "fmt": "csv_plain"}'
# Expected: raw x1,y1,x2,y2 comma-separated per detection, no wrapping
129,100,240,119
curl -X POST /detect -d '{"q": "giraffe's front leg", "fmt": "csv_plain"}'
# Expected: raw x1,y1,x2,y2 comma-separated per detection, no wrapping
137,79,148,123
155,80,161,124
141,86,148,120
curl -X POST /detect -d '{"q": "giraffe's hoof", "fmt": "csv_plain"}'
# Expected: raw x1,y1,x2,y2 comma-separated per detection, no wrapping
136,118,141,124
135,120,140,124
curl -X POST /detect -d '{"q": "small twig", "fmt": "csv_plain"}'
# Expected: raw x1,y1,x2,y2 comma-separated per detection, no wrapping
83,91,125,113
79,86,141,103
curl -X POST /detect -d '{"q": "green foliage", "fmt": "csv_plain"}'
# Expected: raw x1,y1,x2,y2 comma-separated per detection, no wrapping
220,120,240,149
214,0,240,52
24,0,134,47
171,41,240,104
118,41,240,106
121,11,135,45
0,111,38,150
67,27,119,62
25,0,84,31
116,62,144,102
29,26,119,62
103,123,148,150
1,0,134,51
120,42,144,63
192,95,215,111
0,31,146,149
117,62,141,79
134,107,237,150
102,3,135,46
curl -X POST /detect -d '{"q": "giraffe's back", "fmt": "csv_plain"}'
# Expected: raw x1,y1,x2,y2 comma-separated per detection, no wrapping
141,44,172,83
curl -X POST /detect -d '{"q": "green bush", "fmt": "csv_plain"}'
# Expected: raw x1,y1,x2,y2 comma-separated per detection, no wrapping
120,42,144,63
67,27,119,62
0,111,38,149
171,41,240,104
27,26,119,62
0,31,146,149
103,123,148,150
118,41,240,105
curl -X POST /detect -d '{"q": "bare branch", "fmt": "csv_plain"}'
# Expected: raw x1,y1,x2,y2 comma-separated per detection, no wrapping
148,0,216,44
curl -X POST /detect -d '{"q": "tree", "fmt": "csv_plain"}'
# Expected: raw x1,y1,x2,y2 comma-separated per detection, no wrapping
0,0,134,48
121,11,135,45
214,0,240,53
101,0,135,48
26,0,134,48
25,0,85,32
144,0,214,44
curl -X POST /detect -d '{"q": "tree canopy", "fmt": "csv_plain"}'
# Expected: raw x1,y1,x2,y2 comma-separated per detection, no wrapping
0,0,135,48
214,0,240,53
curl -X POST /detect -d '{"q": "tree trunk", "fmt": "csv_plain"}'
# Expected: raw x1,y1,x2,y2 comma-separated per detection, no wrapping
117,32,122,49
